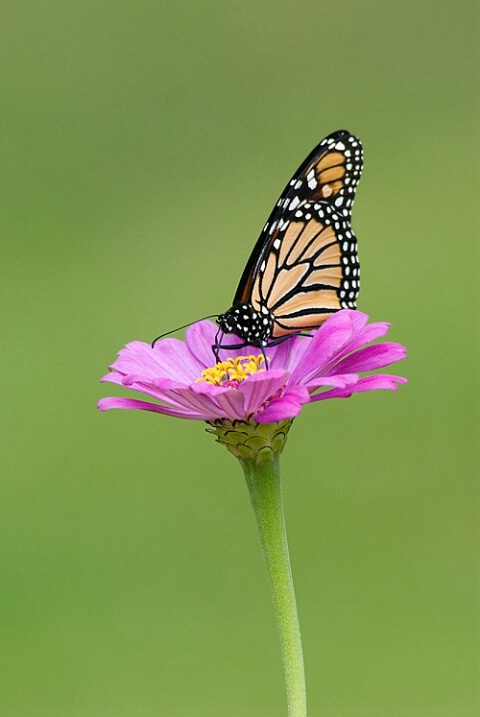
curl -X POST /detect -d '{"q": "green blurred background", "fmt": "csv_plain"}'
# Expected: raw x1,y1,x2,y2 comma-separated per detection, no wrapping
1,1,477,715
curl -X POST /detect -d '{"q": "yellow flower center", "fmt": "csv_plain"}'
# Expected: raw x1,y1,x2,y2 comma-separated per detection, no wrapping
197,355,265,386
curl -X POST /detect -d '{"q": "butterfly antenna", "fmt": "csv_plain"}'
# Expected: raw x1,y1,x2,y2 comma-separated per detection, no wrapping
151,315,218,348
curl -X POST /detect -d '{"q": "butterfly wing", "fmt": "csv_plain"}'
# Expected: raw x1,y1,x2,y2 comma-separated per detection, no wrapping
233,130,363,335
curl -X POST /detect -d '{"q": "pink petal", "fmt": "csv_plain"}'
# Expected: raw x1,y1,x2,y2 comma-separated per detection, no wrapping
208,389,247,420
123,375,185,390
304,373,359,392
152,384,235,420
345,321,391,350
191,382,247,420
339,309,370,331
150,338,204,382
256,386,310,423
326,342,407,375
101,372,187,404
185,320,220,368
346,374,408,392
100,371,126,386
110,340,202,384
97,397,206,419
238,370,291,415
310,373,407,401
268,333,312,372
288,312,357,385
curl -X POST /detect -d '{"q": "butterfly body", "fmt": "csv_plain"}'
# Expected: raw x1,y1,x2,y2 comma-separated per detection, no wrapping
216,130,363,352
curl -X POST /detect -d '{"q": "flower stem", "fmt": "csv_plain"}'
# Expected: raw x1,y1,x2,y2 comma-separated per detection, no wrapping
240,455,307,717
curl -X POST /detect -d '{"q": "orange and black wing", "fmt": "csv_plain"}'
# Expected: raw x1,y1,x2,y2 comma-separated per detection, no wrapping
250,203,359,336
234,130,363,334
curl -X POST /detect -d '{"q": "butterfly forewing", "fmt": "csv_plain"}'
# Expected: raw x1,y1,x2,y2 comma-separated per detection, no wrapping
234,130,362,303
217,130,363,348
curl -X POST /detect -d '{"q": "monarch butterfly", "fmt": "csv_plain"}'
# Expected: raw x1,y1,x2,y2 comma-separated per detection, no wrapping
214,129,363,355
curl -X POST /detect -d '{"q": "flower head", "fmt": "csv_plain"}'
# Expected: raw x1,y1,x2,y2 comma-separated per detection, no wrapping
98,310,407,425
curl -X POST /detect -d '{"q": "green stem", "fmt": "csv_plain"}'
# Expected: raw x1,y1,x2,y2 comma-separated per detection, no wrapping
240,454,307,717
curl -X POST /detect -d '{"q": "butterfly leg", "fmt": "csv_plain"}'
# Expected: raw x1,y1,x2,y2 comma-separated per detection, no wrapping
211,339,250,356
265,332,313,348
211,337,268,360
211,333,313,364
212,328,224,363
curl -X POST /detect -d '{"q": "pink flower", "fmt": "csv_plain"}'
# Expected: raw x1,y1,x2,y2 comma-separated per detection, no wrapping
98,310,407,424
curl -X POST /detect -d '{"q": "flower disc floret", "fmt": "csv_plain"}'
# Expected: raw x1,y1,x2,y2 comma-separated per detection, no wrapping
198,355,265,387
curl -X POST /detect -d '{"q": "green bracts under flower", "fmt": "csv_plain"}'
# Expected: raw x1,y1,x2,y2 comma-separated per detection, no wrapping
206,418,294,463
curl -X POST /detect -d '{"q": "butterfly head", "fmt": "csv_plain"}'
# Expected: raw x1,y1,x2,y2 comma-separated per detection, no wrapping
217,303,273,347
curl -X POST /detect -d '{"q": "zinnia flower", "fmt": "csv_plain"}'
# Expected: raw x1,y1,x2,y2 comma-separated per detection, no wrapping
98,309,407,425
98,307,407,716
